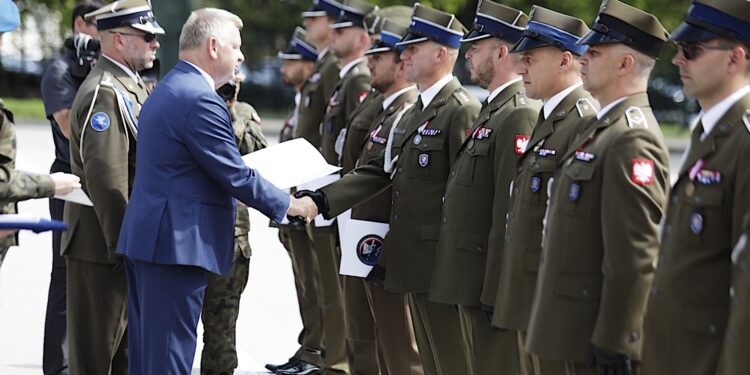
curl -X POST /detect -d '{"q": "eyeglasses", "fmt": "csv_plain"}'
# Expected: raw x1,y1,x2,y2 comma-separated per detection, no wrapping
677,42,734,60
109,31,157,43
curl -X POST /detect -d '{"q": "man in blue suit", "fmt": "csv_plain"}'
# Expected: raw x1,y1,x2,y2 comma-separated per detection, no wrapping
117,8,318,374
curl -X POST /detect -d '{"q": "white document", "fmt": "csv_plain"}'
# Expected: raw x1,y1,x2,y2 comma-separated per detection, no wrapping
55,188,93,207
339,219,389,277
298,173,340,227
241,138,341,189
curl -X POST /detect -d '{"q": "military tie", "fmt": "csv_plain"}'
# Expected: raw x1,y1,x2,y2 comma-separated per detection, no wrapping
415,96,424,112
678,119,703,172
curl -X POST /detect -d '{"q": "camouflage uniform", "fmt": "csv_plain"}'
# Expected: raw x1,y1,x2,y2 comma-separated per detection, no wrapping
200,101,268,374
0,100,56,268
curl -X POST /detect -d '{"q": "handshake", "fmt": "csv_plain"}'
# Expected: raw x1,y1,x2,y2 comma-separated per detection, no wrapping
285,189,330,225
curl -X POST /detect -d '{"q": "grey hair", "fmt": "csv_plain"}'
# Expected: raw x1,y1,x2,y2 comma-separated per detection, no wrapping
179,8,243,51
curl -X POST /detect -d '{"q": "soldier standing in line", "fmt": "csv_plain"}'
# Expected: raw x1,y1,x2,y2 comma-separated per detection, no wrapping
0,0,81,265
298,4,480,374
489,7,596,375
278,29,317,144
62,0,162,373
428,2,538,374
641,1,750,374
39,3,102,373
717,213,750,375
524,2,671,374
266,1,342,374
199,73,268,375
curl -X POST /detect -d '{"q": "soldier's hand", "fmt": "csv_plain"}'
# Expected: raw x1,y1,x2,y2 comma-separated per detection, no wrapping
588,344,632,375
50,173,81,196
287,195,318,224
294,189,330,219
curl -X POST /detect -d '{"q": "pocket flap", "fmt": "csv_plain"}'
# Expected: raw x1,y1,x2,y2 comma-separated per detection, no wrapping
565,162,597,181
456,230,487,253
412,138,445,151
555,273,602,301
468,140,491,156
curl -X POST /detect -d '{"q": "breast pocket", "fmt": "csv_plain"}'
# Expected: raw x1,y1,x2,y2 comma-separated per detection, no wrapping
405,137,446,180
678,183,725,246
518,156,558,206
558,161,598,217
304,82,320,108
456,140,491,188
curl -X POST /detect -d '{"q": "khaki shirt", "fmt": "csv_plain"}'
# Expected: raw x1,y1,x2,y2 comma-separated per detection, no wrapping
526,93,669,362
493,87,597,329
63,57,149,264
642,93,750,375
429,80,539,306
322,77,480,293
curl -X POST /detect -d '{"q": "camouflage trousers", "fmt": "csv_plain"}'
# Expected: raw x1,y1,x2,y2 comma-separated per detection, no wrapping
200,239,251,375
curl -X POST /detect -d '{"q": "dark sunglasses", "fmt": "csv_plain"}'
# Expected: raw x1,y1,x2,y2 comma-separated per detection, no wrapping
677,42,734,60
109,31,157,43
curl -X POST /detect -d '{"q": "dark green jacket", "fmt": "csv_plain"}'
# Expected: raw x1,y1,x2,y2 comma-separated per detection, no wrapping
340,90,382,174
295,50,340,149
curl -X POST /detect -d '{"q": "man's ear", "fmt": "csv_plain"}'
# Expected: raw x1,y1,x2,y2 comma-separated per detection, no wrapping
208,37,219,59
620,53,635,76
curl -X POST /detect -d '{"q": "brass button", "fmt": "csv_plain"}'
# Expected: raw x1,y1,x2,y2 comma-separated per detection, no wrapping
685,182,695,197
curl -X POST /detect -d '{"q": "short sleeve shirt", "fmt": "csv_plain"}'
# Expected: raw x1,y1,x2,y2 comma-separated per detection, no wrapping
40,50,80,172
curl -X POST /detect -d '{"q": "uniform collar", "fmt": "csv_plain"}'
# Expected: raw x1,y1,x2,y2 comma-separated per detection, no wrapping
487,77,523,103
699,85,750,140
383,85,418,109
596,96,628,119
101,54,139,83
181,60,215,90
543,81,582,119
419,74,454,110
339,57,365,79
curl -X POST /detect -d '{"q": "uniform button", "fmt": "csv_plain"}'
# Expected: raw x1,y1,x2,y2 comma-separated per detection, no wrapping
393,214,398,222
709,324,718,334
398,168,403,173
442,217,447,224
517,165,523,173
476,246,482,252
505,235,511,242
581,289,589,298
629,332,640,343
695,195,702,204
672,195,679,204
442,195,446,203
514,187,520,195
650,285,658,297
451,171,456,177
394,190,400,198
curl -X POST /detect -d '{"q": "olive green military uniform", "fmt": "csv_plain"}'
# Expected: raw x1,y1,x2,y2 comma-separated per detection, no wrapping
200,101,267,375
527,93,669,373
340,90,383,173
430,80,539,375
642,93,750,375
290,48,346,372
323,77,480,375
63,56,150,375
0,101,56,268
717,211,750,375
492,87,595,375
349,87,424,375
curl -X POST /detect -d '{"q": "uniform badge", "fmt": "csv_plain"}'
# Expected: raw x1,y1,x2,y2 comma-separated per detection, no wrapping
419,153,429,167
690,212,704,234
413,134,423,145
530,176,541,193
472,126,492,140
537,148,557,158
626,107,648,128
421,129,441,136
696,169,721,185
357,91,368,104
688,159,705,181
575,151,596,162
631,159,655,185
356,235,383,266
515,135,530,155
310,73,321,83
568,182,581,202
90,112,110,132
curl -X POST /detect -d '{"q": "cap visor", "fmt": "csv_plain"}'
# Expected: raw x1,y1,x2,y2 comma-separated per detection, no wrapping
302,10,327,18
330,21,354,30
278,52,303,60
669,21,721,42
577,30,620,46
132,22,165,35
461,31,490,43
395,34,428,47
510,36,550,53
364,46,392,55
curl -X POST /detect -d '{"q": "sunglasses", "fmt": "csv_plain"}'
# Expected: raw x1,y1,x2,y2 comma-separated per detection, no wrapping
677,42,734,61
109,31,157,43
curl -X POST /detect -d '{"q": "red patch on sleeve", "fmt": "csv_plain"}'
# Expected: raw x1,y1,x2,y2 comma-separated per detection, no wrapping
357,91,368,104
631,159,655,185
514,135,530,155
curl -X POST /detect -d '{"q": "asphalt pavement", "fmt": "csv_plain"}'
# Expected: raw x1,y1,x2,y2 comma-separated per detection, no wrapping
0,118,688,374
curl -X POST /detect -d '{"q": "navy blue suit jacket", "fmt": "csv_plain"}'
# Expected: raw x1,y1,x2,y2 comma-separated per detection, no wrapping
117,61,289,275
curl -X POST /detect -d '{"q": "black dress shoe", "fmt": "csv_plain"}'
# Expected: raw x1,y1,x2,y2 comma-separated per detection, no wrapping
275,360,320,375
265,357,299,373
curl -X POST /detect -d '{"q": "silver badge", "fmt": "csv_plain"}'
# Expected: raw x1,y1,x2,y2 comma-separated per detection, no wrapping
413,134,422,145
419,153,429,167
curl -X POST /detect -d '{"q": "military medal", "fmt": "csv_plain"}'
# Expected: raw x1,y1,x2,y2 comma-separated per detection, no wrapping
419,153,429,167
413,134,422,145
690,212,704,234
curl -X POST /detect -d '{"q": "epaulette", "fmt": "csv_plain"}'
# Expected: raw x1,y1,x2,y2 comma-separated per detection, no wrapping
515,92,528,106
575,98,595,117
99,72,114,88
453,88,471,105
625,106,649,129
743,109,750,134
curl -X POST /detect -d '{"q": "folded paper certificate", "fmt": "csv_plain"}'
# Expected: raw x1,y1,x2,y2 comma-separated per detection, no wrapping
0,214,68,232
55,188,93,207
242,138,341,189
339,219,389,277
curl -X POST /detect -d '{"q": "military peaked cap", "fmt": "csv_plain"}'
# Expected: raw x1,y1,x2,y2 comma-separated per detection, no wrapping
330,0,379,30
511,6,589,56
279,27,318,62
302,0,340,18
85,0,164,35
462,0,528,44
670,0,750,45
397,3,467,49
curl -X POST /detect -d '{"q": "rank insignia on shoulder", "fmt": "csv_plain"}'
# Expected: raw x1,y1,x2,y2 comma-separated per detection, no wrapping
626,107,648,128
743,109,750,134
575,151,596,162
631,159,655,185
514,135,530,155
90,112,110,132
419,153,429,167
454,89,470,104
310,73,321,83
357,91,368,104
537,148,556,157
576,98,595,117
695,169,721,185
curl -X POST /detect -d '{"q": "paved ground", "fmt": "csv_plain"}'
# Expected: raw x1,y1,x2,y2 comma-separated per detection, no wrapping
0,119,688,374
